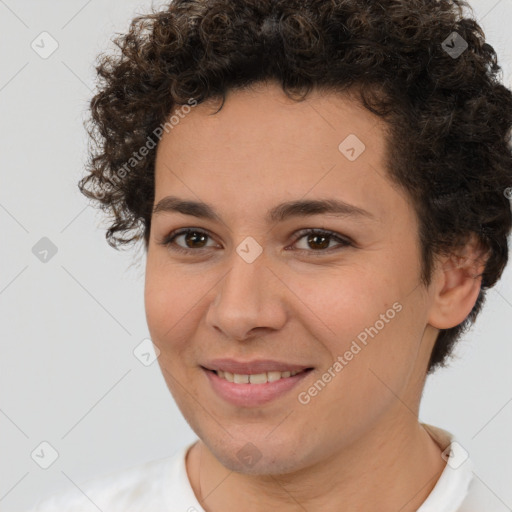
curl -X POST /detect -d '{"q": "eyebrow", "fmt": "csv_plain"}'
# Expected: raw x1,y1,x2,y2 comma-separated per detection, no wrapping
152,196,376,223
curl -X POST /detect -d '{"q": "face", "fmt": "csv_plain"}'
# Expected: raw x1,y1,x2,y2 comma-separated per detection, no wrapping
144,81,440,475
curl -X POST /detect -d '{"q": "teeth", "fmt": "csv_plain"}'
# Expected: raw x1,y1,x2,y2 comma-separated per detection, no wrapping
215,369,302,384
249,373,267,384
267,371,283,382
233,373,249,384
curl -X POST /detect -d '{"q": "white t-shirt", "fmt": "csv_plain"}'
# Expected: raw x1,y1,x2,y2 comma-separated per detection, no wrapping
28,423,508,511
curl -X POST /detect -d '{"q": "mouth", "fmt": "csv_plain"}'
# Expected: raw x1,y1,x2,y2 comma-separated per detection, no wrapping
201,365,315,407
203,367,313,384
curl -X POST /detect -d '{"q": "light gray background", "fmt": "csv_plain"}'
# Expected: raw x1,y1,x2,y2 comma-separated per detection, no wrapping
0,1,511,510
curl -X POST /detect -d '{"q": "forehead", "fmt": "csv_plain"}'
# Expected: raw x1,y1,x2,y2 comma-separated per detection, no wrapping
153,82,407,226
157,82,386,158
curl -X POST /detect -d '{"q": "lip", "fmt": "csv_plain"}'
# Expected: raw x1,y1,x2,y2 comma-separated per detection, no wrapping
202,358,312,374
202,366,314,407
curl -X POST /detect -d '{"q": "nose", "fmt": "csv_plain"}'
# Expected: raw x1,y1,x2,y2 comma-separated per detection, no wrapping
205,247,287,342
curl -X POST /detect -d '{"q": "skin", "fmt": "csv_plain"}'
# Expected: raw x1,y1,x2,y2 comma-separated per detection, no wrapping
144,80,486,511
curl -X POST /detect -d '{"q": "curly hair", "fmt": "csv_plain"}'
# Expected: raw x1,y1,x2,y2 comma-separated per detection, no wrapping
79,0,512,374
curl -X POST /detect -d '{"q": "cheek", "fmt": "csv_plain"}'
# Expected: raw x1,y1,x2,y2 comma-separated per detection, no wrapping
295,262,422,387
290,266,400,347
144,265,169,339
144,259,199,355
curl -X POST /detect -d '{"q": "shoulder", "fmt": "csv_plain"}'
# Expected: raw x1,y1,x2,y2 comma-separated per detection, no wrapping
28,446,193,512
419,423,508,512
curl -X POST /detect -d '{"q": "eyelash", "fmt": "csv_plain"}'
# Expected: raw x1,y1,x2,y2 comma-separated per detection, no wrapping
158,228,353,256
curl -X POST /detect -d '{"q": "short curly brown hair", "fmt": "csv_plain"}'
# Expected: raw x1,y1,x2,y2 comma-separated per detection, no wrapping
80,0,512,374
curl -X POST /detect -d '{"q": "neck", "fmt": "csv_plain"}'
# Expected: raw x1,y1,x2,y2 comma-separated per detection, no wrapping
186,415,446,512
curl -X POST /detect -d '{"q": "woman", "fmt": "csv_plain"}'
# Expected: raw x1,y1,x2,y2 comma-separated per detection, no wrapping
30,0,512,510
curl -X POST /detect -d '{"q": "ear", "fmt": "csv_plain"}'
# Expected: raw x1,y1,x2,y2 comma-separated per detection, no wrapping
427,233,489,330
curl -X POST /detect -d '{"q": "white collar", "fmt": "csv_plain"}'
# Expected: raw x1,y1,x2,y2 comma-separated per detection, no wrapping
417,423,474,512
163,423,475,512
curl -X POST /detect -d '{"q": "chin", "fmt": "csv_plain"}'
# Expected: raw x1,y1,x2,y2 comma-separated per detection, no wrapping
204,432,314,476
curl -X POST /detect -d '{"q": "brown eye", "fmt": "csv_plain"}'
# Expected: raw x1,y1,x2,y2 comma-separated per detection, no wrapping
158,227,352,256
178,230,209,249
291,229,352,255
160,228,217,254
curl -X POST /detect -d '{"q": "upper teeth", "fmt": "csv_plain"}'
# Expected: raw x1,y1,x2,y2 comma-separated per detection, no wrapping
216,370,301,384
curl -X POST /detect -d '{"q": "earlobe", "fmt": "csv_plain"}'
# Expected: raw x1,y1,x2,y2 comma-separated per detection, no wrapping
427,235,488,330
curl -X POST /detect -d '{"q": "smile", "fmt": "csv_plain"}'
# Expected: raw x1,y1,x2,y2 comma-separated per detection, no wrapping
203,367,314,407
213,368,306,384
